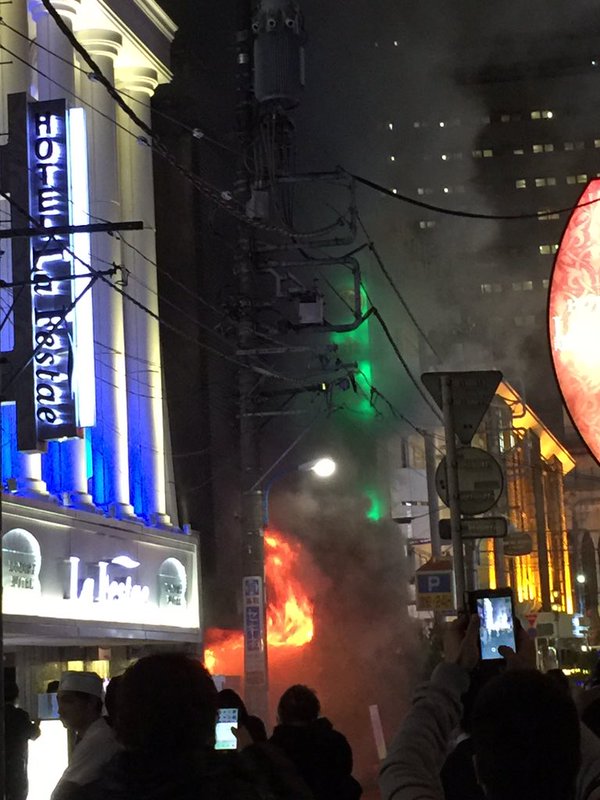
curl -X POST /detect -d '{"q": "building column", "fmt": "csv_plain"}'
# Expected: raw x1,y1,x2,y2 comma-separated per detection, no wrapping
29,0,80,99
78,29,133,518
115,67,170,526
1,0,29,139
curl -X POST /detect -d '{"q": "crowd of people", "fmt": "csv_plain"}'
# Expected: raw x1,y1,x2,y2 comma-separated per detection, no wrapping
5,656,361,800
8,617,600,800
380,616,600,800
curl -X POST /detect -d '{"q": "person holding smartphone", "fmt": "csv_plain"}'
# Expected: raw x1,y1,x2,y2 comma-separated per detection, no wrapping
379,606,600,800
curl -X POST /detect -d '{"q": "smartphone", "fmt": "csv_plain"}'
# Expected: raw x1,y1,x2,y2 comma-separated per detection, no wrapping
215,707,238,750
468,588,516,661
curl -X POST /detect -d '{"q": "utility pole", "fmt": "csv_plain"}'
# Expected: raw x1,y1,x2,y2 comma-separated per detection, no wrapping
235,0,269,721
441,377,466,609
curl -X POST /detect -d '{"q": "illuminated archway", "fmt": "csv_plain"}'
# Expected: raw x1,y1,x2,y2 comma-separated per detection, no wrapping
549,180,600,463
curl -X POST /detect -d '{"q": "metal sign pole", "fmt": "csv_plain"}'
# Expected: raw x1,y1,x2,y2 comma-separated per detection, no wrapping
441,375,466,610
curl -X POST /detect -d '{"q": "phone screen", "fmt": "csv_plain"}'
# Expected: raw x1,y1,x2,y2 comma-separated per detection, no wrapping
476,594,516,660
215,707,238,750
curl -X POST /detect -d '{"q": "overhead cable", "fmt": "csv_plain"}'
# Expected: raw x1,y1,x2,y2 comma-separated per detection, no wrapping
350,171,599,221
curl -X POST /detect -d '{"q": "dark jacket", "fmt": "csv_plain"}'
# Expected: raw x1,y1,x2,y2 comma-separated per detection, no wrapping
270,718,362,800
77,744,312,800
5,704,40,800
76,749,260,800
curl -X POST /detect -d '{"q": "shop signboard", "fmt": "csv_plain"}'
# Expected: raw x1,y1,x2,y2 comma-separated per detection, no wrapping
243,576,267,686
0,504,200,634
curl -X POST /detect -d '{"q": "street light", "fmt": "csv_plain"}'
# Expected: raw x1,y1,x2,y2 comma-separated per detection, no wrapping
263,456,337,525
301,457,337,479
576,573,586,584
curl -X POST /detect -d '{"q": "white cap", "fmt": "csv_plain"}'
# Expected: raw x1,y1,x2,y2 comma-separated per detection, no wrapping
58,671,104,699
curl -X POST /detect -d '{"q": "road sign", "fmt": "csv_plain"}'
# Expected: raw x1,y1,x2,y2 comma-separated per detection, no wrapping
503,531,533,556
422,371,502,445
435,447,504,515
439,516,508,541
415,560,455,612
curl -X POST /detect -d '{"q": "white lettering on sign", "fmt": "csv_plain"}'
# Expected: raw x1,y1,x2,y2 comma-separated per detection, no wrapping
68,557,150,605
427,576,441,592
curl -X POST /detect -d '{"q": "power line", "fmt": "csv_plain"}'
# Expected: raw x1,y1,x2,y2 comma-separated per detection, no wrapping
350,171,600,222
370,307,443,423
356,212,441,361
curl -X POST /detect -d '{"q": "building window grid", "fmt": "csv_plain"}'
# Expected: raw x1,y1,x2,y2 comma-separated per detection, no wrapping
539,244,559,255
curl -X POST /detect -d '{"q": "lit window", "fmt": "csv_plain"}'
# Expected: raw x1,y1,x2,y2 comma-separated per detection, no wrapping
577,174,588,183
531,111,541,120
473,150,482,158
392,188,398,194
522,281,533,290
441,154,447,160
417,187,433,196
388,122,393,130
539,245,551,254
533,144,543,153
542,278,550,289
419,220,436,229
439,121,445,128
566,175,576,184
393,40,398,46
534,178,546,187
481,283,493,294
443,187,450,193
515,315,535,326
390,155,395,161
547,177,556,186
544,144,554,152
565,142,574,151
538,209,560,221
542,110,554,119
594,139,600,148
514,148,524,155
516,179,527,189
413,121,421,128
483,149,493,157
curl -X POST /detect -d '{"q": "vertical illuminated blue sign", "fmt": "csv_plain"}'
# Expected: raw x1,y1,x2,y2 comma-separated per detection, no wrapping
27,99,79,441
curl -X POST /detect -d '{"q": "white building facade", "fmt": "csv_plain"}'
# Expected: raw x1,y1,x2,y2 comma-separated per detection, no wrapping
0,0,202,744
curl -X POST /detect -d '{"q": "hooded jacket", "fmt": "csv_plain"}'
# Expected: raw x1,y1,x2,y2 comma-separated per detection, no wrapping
270,717,362,800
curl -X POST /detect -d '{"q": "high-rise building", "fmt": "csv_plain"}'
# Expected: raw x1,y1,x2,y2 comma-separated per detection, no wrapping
385,22,600,435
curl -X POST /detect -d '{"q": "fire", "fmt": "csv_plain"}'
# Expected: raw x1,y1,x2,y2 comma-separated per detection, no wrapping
265,530,314,647
204,529,314,674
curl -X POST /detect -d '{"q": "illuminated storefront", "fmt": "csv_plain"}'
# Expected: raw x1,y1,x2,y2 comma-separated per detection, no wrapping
0,3,203,787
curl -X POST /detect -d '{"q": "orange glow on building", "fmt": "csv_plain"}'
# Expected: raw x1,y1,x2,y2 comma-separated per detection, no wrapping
204,529,314,676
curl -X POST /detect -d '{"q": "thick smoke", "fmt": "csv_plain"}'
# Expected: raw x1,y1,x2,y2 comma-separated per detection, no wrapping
269,484,423,789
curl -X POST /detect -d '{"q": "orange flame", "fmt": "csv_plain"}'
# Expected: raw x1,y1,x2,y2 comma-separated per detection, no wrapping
265,530,314,648
204,529,314,674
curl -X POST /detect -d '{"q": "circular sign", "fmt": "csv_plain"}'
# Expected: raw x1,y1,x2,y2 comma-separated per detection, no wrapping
435,447,504,515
